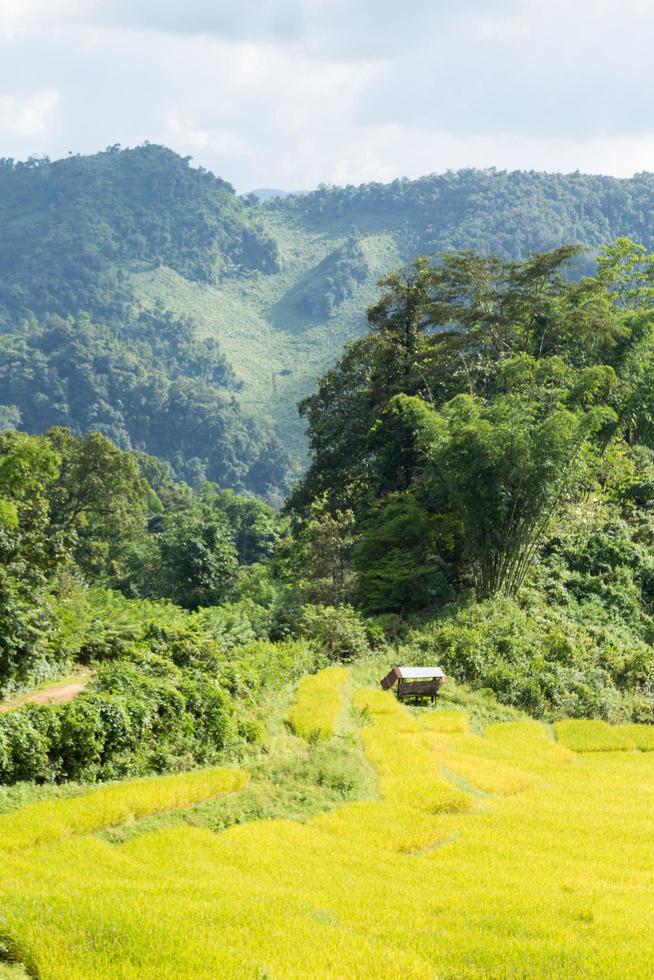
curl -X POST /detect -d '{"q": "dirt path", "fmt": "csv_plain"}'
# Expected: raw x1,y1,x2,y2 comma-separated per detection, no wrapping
0,670,91,714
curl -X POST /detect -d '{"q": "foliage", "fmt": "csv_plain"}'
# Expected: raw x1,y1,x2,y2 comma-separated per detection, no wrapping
0,314,290,498
354,493,457,613
405,593,654,721
273,169,654,261
293,493,358,605
0,640,238,784
45,427,150,576
154,505,239,610
0,432,63,695
7,148,654,476
301,604,371,662
212,489,281,565
0,145,278,322
296,236,369,318
391,361,614,596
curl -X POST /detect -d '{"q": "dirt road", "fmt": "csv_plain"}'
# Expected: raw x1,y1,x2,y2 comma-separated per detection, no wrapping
0,671,90,714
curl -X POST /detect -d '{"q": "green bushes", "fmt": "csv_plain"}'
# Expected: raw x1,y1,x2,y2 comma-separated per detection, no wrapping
406,595,654,722
0,585,332,785
301,605,371,661
0,631,237,785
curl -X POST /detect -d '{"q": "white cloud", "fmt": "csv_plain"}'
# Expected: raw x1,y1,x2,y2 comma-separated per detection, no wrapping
0,1,653,189
0,88,59,137
0,0,80,38
164,110,246,156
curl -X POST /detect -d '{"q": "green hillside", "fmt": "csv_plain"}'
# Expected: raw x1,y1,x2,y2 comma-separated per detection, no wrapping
3,146,654,469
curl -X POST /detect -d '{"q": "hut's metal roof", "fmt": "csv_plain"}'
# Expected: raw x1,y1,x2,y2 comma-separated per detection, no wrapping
380,665,445,689
396,666,445,679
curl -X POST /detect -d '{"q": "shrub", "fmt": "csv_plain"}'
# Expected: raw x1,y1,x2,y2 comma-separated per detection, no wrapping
0,650,237,785
406,595,654,721
57,699,105,780
0,707,58,783
302,604,370,661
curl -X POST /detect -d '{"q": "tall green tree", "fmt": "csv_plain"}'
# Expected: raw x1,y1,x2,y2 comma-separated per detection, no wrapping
388,355,616,597
45,428,150,577
0,432,61,692
156,504,239,610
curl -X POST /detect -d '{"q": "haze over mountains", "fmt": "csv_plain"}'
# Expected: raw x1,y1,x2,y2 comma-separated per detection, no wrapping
2,142,654,498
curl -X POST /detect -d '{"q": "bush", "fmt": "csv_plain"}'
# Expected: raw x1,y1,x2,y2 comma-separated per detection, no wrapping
0,707,58,783
406,595,654,722
220,639,322,701
57,699,105,780
0,650,237,785
301,605,371,662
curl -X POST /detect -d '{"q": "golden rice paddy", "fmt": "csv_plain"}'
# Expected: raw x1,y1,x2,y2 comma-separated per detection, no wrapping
287,665,349,740
1,682,654,978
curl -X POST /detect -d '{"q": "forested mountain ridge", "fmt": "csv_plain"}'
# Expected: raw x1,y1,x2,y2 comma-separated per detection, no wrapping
0,146,290,499
271,168,654,257
3,144,654,477
0,143,279,321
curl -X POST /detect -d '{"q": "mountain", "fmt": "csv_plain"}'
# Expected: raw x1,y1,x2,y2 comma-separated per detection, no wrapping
2,145,654,482
248,188,296,202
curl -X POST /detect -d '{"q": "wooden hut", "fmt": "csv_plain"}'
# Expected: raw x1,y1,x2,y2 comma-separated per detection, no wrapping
380,666,445,703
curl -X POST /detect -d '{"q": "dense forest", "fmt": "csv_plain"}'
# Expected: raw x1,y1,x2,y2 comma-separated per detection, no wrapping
3,236,654,786
4,146,654,478
272,168,654,257
0,146,289,499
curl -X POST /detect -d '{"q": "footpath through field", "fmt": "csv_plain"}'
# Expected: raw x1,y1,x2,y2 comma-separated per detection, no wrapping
0,671,90,714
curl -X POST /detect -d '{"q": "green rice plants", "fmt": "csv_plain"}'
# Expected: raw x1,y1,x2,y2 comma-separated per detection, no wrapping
554,719,636,753
617,723,654,751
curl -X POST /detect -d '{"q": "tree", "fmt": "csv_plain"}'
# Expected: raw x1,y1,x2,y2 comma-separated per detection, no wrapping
391,354,616,597
291,245,618,516
157,504,238,610
0,432,61,692
354,495,458,614
212,488,281,564
45,428,150,576
299,494,357,605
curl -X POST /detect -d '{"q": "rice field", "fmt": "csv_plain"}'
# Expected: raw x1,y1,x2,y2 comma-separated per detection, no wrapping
553,718,637,752
2,687,654,977
287,665,349,740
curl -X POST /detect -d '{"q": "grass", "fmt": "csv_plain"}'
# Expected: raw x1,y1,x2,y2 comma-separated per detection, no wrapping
354,688,471,814
3,676,654,976
98,674,376,845
288,666,350,741
421,709,468,733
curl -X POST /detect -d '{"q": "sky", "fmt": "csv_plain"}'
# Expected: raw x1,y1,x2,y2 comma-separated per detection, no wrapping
0,0,653,192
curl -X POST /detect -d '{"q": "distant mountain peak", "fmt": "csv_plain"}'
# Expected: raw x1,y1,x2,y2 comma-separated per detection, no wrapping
247,188,296,202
